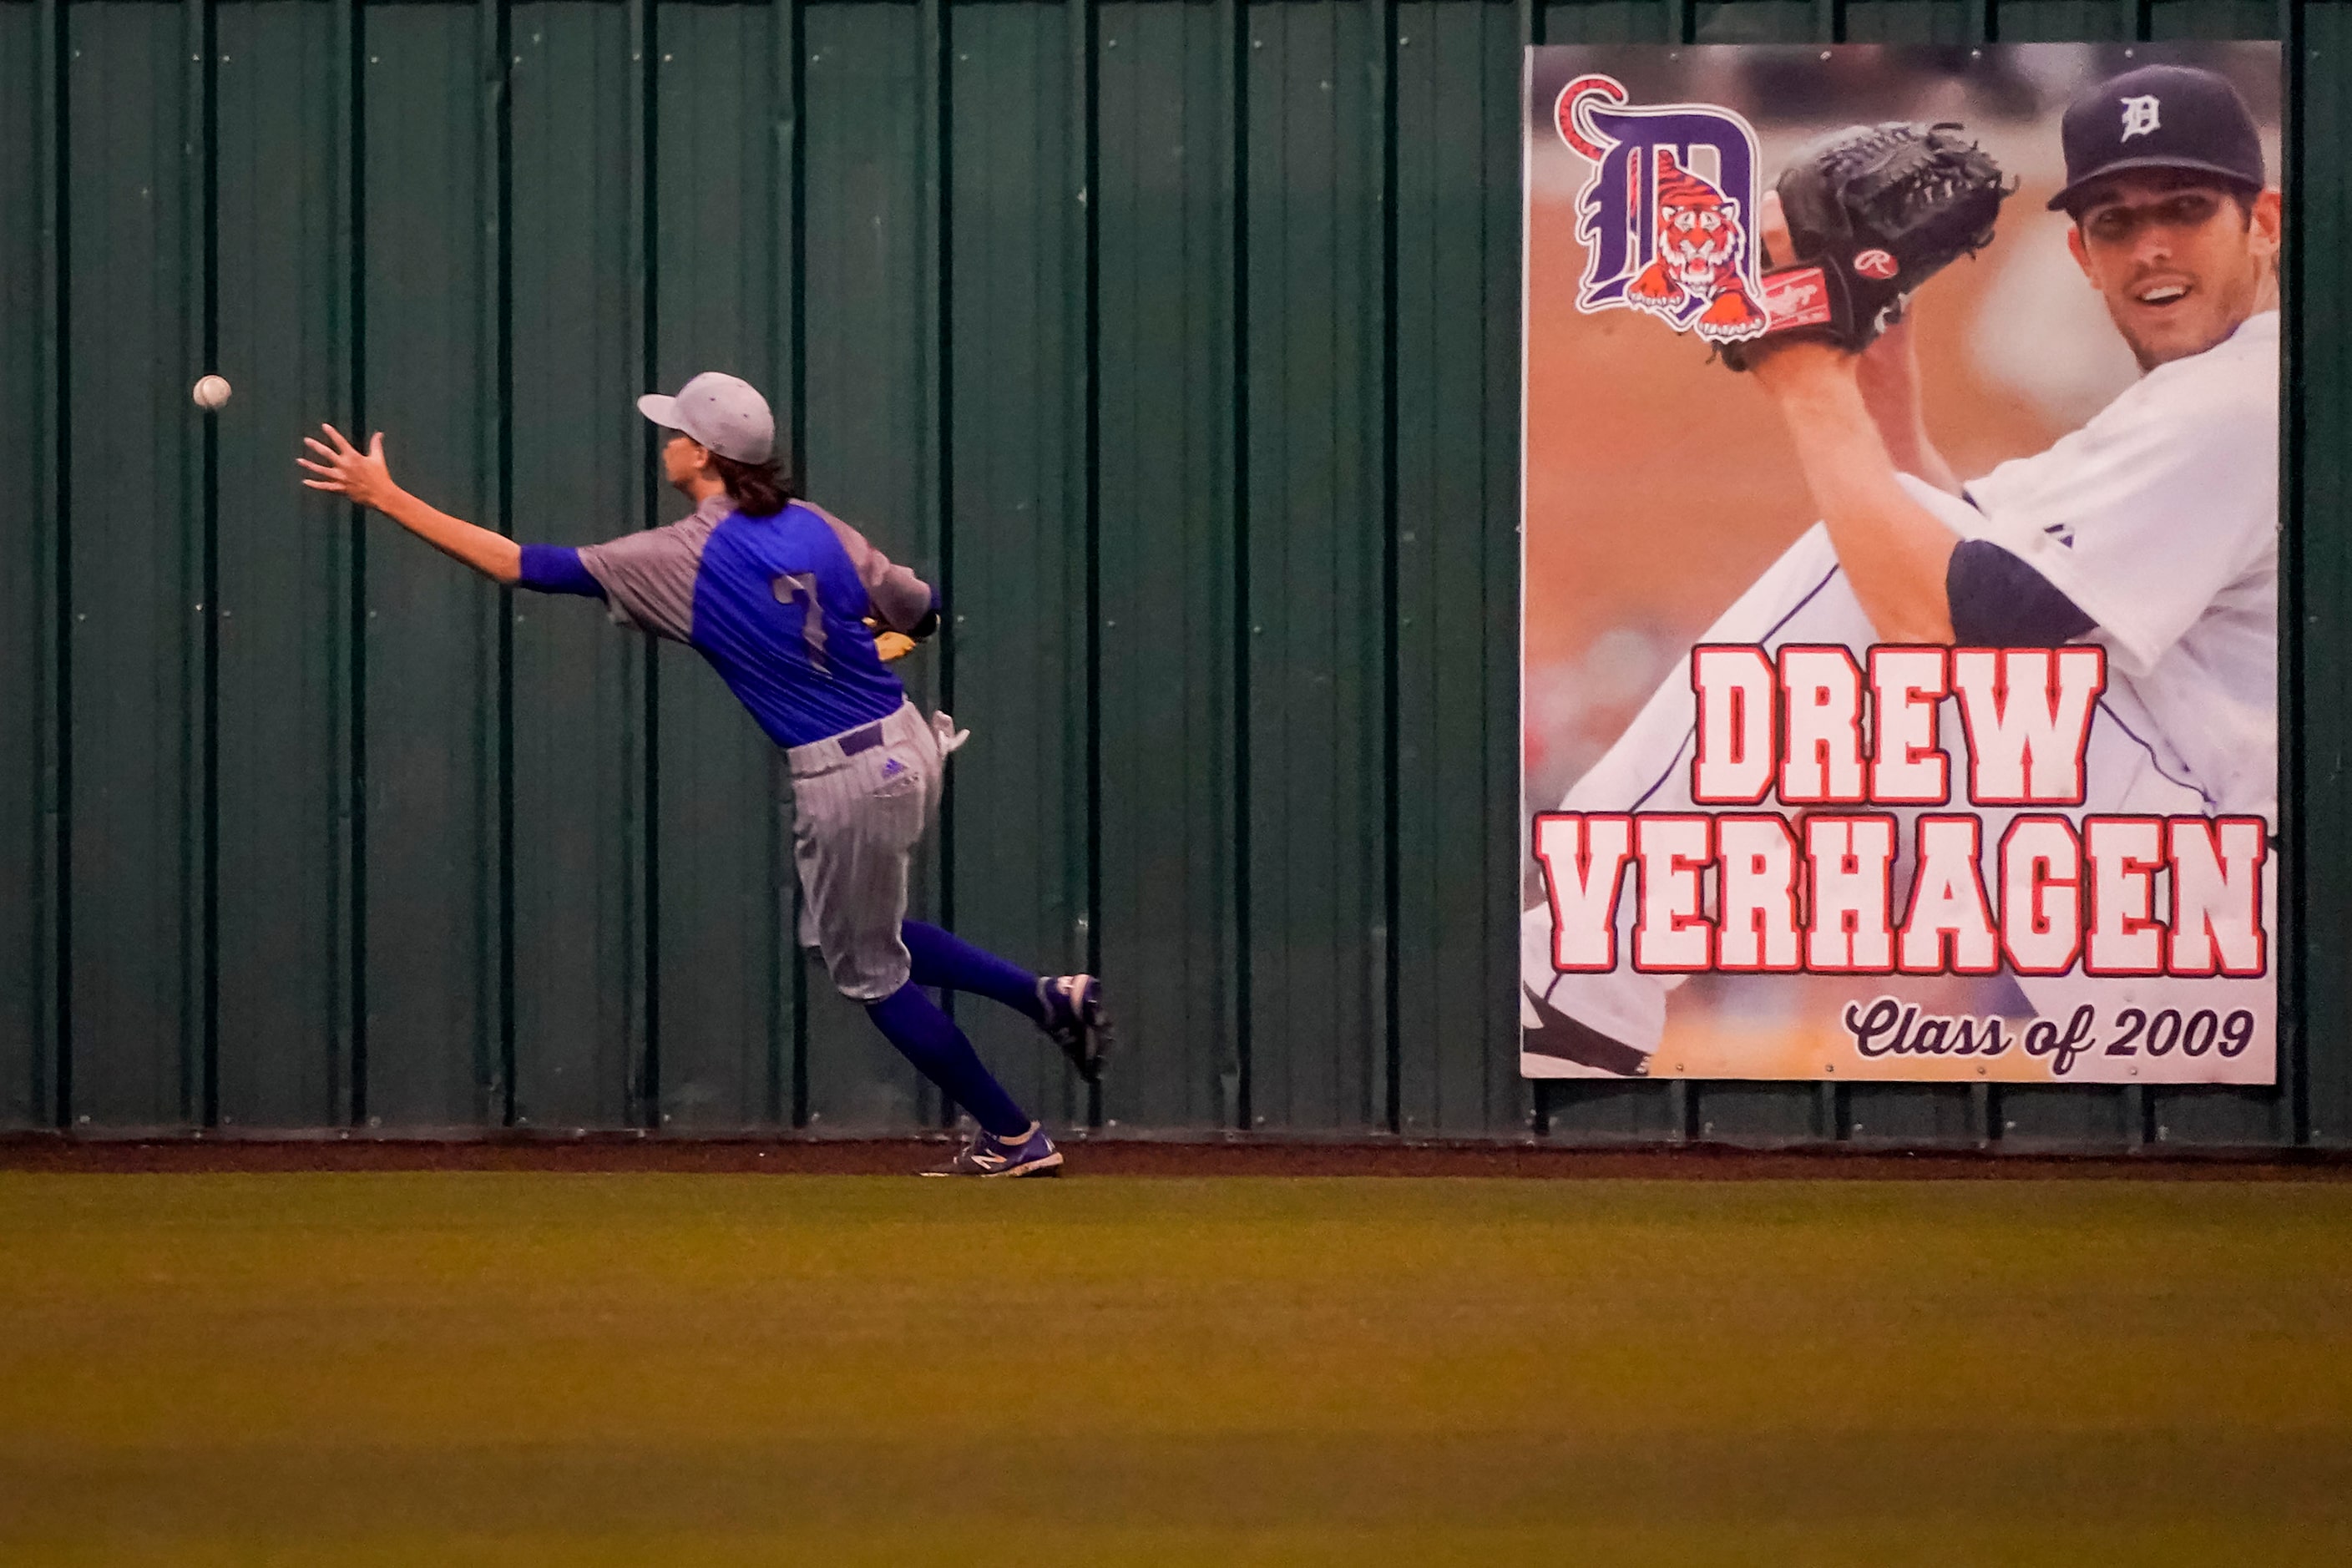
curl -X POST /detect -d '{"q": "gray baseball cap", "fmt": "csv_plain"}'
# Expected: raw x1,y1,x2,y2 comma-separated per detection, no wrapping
637,372,774,464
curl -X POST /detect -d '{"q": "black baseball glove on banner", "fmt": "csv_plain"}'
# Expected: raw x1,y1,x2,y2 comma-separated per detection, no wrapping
1722,121,2012,370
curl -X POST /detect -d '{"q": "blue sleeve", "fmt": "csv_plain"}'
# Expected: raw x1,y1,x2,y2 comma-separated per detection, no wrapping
1946,539,2096,647
517,544,606,599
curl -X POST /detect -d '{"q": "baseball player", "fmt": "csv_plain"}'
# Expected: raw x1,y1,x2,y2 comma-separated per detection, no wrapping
299,372,1106,1175
1525,63,2281,1075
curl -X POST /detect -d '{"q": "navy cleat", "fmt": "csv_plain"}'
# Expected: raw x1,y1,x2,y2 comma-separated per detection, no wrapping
1037,974,1111,1084
922,1121,1065,1178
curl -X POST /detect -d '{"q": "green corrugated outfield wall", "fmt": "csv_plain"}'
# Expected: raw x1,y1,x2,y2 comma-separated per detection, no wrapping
0,0,2341,1148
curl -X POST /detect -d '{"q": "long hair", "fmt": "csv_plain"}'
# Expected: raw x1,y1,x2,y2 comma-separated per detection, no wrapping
711,452,796,517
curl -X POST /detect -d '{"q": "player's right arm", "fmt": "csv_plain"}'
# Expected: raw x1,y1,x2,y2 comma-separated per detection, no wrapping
1751,342,1962,643
807,504,939,637
1854,320,1960,496
297,424,523,583
1755,192,1960,497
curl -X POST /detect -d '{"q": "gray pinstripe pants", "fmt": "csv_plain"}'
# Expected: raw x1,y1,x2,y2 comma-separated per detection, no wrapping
785,701,944,1001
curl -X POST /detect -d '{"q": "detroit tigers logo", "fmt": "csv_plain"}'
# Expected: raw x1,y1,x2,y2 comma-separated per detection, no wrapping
1557,73,1767,346
2119,94,2162,141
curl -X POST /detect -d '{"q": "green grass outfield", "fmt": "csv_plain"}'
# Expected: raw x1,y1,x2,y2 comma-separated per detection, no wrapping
3,1173,2349,1565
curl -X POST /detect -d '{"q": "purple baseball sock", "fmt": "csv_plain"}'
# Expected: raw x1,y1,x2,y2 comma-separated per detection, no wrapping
865,983,1033,1139
902,920,1047,1024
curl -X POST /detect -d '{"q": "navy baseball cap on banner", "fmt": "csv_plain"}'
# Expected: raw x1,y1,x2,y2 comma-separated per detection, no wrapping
2046,63,2267,213
637,372,776,464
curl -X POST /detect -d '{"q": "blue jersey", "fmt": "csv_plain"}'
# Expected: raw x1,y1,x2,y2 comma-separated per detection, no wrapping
519,493,933,749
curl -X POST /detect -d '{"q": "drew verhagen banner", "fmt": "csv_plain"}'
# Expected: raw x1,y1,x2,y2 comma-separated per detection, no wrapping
1518,42,2284,1086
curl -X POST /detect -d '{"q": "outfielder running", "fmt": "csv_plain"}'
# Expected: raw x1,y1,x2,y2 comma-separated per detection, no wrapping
300,372,1105,1174
1526,63,2281,1076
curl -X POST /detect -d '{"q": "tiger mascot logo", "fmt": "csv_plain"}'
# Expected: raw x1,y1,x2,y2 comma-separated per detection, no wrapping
1623,150,1766,336
1555,73,1769,347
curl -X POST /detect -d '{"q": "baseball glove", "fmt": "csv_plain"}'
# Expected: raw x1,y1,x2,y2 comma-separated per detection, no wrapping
866,604,942,663
1721,122,2011,370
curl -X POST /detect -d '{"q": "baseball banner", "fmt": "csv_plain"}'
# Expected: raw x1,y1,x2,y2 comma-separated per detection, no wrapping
1519,43,2283,1086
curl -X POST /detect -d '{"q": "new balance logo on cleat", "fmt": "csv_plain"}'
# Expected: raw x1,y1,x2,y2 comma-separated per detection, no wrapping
922,1122,1065,1178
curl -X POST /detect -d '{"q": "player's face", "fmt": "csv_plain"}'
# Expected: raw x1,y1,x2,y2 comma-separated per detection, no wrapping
2067,172,2281,371
661,432,711,492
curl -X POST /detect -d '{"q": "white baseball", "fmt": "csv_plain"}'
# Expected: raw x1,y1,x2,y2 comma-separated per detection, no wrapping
192,374,232,410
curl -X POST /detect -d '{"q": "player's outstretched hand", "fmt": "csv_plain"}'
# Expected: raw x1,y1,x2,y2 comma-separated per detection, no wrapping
298,424,399,512
1742,190,1842,382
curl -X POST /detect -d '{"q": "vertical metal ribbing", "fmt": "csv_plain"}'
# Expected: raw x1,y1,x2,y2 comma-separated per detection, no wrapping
766,0,801,1130
177,0,199,1129
2117,0,2162,1152
322,0,351,1125
195,0,221,1128
1807,0,1842,1141
499,0,520,1127
922,0,953,1130
1378,0,1401,1133
1224,0,1253,1132
2279,0,2309,1145
1071,0,1101,1130
786,0,811,1130
1673,0,1703,1146
481,0,514,1127
1518,0,1542,1145
1967,0,1999,1153
1661,0,1697,1138
787,0,808,538
1667,1076,1694,1146
345,0,369,1128
632,0,660,1127
38,0,70,1129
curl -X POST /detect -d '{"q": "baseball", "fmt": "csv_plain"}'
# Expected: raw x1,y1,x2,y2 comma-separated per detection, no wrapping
192,374,232,410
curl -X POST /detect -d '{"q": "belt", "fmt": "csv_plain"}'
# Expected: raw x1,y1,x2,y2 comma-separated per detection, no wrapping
785,702,918,779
